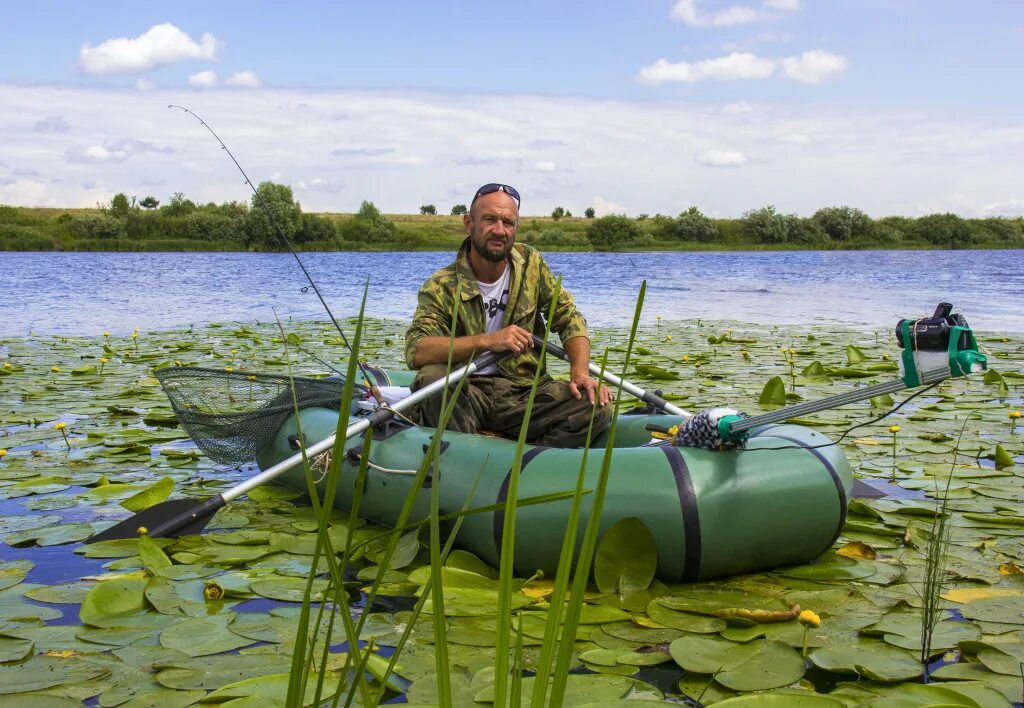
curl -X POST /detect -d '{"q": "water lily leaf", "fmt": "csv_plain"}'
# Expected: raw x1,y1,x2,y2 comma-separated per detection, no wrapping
0,513,62,535
203,671,342,705
0,655,109,694
960,595,1024,623
407,566,498,590
942,587,1024,604
994,445,1015,470
0,636,34,662
704,692,844,706
669,635,757,674
715,640,806,691
388,529,422,570
595,517,657,596
836,541,876,560
160,612,256,657
658,588,791,618
24,581,94,604
249,575,331,602
474,673,655,704
79,575,149,626
645,600,727,633
5,522,94,547
846,345,867,364
759,377,787,406
0,559,32,590
153,654,292,690
774,552,877,581
120,476,174,512
809,643,922,681
445,549,499,579
138,534,172,573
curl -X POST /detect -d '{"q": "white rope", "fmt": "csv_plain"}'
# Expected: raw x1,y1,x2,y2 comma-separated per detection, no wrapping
311,449,419,477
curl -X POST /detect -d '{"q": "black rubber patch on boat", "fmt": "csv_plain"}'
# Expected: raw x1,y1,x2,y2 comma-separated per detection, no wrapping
661,446,701,582
493,447,547,556
770,434,848,554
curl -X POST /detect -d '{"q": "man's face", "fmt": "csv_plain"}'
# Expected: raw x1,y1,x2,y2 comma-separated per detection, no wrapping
465,191,519,263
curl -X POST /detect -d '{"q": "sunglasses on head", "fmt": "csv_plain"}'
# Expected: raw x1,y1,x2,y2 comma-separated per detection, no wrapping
472,183,521,208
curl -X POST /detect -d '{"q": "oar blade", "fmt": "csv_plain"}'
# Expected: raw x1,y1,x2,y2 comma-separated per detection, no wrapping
88,497,214,543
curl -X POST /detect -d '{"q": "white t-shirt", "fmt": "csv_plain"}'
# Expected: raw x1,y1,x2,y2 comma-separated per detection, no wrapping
475,266,510,375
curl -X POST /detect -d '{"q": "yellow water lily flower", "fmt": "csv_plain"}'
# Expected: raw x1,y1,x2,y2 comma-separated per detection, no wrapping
0,449,7,457
665,335,673,341
99,357,109,364
224,366,234,373
889,425,901,434
247,375,257,381
51,366,60,373
799,609,821,628
204,583,225,600
54,421,67,431
3,362,11,369
1010,411,1022,419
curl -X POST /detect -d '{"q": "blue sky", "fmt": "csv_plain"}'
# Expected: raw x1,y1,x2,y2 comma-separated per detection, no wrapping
2,1,1023,216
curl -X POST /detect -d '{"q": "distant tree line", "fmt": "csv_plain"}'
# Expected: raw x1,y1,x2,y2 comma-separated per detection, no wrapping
1,189,1022,252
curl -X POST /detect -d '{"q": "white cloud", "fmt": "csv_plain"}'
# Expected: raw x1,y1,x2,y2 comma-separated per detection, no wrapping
79,23,222,75
591,196,626,216
639,50,846,84
66,144,126,163
723,101,754,114
3,84,1022,217
780,50,847,84
34,116,70,133
135,78,155,92
777,132,810,144
188,70,219,88
981,199,1024,216
639,53,776,83
534,161,557,172
764,0,800,10
225,71,262,88
672,0,761,27
695,149,749,167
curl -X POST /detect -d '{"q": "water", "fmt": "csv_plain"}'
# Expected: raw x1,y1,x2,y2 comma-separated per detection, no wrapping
1,249,1021,336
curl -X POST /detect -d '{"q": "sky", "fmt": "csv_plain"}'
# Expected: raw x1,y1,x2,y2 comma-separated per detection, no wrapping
1,1,1023,217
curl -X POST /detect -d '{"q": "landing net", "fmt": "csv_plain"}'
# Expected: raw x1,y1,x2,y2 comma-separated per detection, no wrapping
155,366,361,466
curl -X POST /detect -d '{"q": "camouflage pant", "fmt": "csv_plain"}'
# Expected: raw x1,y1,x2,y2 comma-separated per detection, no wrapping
411,364,613,448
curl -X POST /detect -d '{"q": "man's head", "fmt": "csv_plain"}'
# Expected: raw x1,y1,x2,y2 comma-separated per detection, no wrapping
465,183,520,264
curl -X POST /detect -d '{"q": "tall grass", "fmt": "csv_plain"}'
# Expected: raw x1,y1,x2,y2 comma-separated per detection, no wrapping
272,279,650,706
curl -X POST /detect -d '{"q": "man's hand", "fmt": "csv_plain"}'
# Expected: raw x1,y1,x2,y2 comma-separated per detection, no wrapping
485,325,534,354
569,374,613,407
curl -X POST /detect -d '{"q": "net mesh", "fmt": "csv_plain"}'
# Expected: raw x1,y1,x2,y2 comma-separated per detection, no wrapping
155,366,362,466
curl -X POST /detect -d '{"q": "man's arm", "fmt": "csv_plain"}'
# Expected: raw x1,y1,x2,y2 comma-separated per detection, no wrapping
413,326,534,368
564,335,613,406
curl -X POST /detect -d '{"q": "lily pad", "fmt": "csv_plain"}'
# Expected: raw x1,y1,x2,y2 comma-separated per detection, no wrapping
79,575,149,626
120,476,174,512
160,612,257,657
809,643,923,681
715,640,807,691
595,517,657,596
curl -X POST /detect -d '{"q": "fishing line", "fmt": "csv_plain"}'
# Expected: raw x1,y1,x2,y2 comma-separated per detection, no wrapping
169,104,384,405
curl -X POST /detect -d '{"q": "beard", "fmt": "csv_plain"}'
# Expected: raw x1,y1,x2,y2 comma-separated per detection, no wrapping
471,233,513,263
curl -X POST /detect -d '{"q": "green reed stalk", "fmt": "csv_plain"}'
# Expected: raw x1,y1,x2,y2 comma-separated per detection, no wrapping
528,358,602,707
373,465,487,703
920,411,973,672
548,281,646,707
281,289,373,707
493,278,562,707
340,283,472,706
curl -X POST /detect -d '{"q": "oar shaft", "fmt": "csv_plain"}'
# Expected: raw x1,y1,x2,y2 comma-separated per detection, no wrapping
222,350,500,503
532,335,691,417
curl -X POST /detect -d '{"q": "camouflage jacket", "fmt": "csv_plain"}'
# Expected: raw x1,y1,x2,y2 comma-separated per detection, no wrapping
404,238,589,386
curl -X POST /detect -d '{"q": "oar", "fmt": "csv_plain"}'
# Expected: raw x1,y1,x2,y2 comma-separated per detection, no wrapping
88,351,503,543
532,335,691,417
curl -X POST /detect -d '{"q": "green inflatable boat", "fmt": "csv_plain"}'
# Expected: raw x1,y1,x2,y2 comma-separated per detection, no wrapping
255,368,853,583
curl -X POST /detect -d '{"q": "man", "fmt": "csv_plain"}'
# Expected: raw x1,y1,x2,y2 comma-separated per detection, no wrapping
404,183,613,447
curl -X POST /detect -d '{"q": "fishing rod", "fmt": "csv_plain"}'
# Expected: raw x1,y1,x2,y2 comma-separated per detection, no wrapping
637,302,988,450
169,104,385,406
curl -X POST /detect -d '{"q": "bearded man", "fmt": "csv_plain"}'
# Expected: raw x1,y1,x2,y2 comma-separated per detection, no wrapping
404,183,612,447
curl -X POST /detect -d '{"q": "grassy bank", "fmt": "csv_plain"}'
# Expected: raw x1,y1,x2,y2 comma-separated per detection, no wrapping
3,198,1024,252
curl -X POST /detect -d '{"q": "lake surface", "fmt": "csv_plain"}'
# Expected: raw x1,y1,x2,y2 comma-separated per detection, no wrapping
2,249,1021,336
